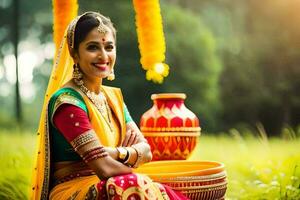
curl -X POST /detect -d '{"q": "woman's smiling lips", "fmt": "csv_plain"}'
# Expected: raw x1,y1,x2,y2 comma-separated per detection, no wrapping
93,62,109,71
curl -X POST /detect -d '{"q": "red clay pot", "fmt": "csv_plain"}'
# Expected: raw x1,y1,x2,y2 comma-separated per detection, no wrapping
140,93,201,160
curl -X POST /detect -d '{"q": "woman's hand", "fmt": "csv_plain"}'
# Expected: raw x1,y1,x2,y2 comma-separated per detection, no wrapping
122,122,142,147
121,121,152,167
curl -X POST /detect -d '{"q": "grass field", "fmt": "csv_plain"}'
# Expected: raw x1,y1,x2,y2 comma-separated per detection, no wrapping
0,128,299,199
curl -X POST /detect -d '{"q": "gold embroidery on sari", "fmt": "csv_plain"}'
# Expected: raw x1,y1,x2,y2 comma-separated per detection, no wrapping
53,161,95,185
51,93,82,126
105,174,166,200
67,190,80,200
85,185,98,200
41,107,51,199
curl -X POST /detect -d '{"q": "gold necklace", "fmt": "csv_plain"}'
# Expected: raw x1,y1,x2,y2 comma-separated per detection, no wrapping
76,82,114,133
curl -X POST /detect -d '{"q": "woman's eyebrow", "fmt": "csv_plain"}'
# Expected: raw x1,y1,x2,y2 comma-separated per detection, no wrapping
85,41,100,46
85,40,114,46
105,41,114,45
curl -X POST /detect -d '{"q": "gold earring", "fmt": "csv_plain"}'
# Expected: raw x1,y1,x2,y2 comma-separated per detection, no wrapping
73,63,84,86
107,69,115,81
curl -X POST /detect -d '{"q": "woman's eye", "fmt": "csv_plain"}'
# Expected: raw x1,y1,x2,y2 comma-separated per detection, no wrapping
87,45,98,51
105,45,114,51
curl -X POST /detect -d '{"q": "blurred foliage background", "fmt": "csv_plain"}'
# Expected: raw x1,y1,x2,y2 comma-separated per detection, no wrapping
0,0,300,136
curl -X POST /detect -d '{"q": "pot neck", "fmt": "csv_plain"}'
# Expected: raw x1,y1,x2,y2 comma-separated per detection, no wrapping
154,98,184,109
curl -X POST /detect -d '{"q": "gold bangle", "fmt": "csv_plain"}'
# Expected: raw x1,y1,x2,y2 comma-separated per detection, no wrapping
131,146,142,168
122,147,130,164
116,147,128,162
123,147,133,166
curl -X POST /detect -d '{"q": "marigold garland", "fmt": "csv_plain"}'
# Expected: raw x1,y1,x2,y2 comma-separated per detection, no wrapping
53,0,78,53
133,0,169,84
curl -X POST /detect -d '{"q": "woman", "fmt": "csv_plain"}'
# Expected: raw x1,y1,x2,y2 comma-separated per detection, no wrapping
31,11,188,200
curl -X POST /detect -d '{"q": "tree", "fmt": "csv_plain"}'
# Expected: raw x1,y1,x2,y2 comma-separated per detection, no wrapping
80,0,222,131
162,3,222,131
173,0,300,135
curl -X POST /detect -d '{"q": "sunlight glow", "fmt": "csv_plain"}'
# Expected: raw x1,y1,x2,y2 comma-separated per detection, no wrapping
20,82,35,102
154,63,165,74
43,42,55,59
3,54,16,84
18,51,38,83
0,0,12,9
0,66,4,79
2,45,49,101
0,82,11,97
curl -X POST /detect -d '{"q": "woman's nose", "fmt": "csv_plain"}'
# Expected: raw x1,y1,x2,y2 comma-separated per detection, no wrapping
98,49,108,60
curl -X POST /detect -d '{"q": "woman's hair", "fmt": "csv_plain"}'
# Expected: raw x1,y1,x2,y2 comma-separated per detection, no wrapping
73,12,116,52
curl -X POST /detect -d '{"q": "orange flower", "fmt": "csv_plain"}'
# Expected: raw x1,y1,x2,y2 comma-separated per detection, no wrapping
133,0,169,83
53,0,78,53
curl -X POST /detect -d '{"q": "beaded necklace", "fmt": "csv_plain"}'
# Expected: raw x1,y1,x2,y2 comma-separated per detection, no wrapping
76,83,114,133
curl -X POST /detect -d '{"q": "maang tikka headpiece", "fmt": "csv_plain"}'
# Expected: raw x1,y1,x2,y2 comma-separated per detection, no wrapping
96,16,109,35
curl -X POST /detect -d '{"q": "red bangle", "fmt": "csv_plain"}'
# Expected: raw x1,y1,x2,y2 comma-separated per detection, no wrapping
82,146,104,158
83,147,106,161
84,152,108,163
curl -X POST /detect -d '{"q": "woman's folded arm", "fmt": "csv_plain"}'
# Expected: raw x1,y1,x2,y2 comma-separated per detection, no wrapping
121,121,152,167
53,103,132,179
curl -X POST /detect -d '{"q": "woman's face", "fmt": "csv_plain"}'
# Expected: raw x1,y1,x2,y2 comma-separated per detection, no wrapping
74,27,116,80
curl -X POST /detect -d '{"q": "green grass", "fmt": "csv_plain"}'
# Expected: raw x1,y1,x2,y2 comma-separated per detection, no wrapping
0,129,299,199
0,130,36,200
189,129,300,199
